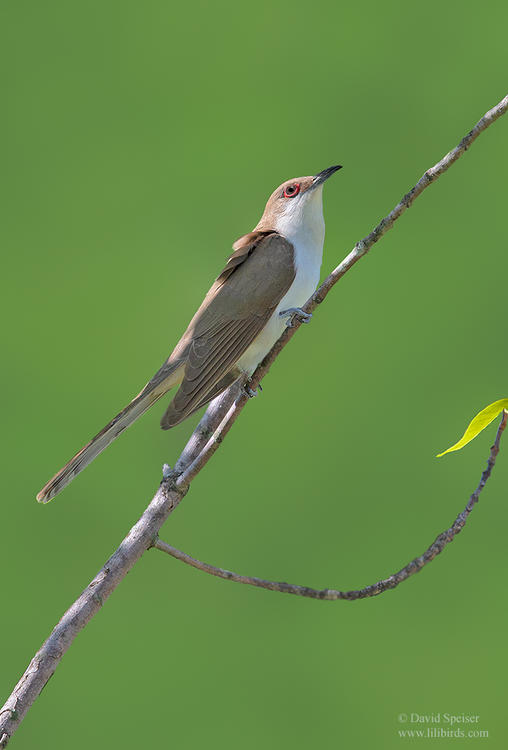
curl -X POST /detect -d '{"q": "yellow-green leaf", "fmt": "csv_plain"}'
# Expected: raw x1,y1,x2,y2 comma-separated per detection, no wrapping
437,398,508,457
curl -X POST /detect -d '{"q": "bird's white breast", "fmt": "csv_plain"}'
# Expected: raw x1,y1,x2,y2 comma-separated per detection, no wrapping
237,187,325,374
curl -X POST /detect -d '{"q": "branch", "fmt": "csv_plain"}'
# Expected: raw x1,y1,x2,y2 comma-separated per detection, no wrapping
1,94,507,748
156,410,508,599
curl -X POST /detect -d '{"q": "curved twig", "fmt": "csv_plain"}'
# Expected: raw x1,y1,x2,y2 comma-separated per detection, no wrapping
156,411,508,599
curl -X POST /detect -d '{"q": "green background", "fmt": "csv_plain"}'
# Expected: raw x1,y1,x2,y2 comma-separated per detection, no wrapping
1,1,507,747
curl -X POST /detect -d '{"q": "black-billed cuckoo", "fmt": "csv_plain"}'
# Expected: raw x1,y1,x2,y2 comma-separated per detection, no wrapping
37,165,341,502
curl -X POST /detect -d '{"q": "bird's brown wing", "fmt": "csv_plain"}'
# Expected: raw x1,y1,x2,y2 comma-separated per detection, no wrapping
160,231,295,429
36,232,294,502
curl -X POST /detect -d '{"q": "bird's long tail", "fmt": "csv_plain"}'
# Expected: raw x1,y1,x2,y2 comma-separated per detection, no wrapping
36,366,183,503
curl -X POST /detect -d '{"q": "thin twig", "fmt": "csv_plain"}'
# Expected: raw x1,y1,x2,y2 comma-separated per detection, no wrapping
156,411,508,599
246,95,508,392
1,94,507,748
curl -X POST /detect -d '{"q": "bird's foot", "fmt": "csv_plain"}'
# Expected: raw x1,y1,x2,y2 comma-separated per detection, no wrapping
243,379,262,398
162,463,173,479
279,307,312,328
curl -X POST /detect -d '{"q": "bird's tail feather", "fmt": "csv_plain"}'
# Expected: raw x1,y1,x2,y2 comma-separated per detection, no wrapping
160,370,239,430
36,366,184,503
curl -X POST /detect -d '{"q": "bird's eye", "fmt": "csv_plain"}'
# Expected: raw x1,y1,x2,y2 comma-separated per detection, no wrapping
283,183,300,198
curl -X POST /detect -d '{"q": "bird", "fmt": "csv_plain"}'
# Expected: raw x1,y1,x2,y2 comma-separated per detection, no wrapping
36,165,341,503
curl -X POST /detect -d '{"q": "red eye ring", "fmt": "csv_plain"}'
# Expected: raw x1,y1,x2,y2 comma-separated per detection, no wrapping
283,183,300,198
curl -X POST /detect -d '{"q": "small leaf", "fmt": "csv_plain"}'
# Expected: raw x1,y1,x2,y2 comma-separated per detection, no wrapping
437,399,508,457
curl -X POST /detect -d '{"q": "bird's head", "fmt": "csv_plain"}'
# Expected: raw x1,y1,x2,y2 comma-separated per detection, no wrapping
256,165,342,244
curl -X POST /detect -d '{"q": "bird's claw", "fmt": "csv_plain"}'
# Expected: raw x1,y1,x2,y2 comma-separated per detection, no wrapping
162,463,173,479
279,307,313,328
244,379,262,398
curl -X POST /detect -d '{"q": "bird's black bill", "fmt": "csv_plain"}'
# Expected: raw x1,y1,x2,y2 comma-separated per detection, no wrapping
313,164,342,186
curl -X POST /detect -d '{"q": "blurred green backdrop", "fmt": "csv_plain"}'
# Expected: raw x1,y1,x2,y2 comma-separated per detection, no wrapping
1,1,508,747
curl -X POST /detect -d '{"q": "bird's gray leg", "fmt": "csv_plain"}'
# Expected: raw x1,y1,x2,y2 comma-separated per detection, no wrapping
279,307,313,328
243,378,262,398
